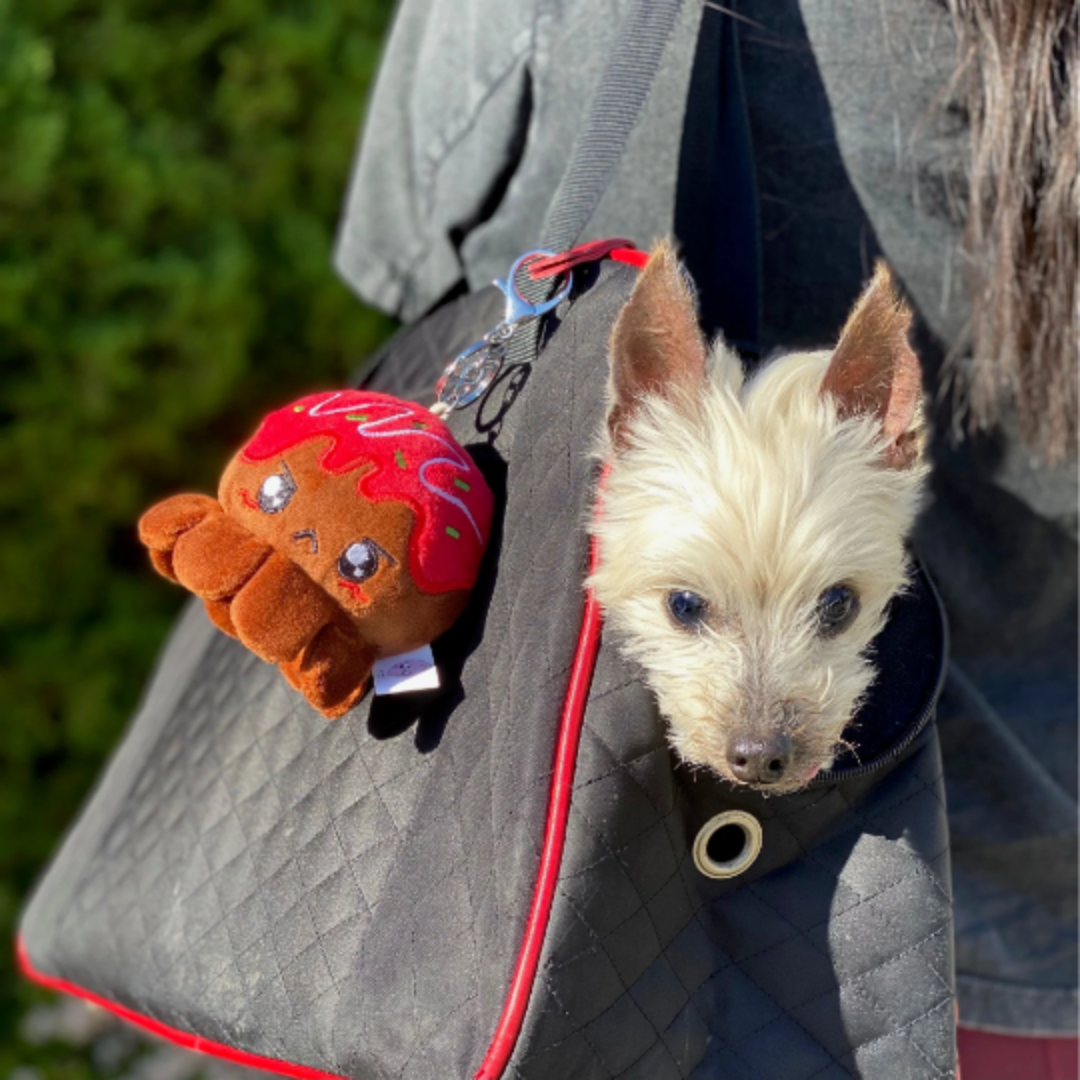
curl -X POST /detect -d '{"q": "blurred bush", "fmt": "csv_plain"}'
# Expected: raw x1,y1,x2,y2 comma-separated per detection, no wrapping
0,0,396,1070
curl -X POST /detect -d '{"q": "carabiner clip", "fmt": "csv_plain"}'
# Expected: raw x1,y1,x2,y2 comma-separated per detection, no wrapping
433,250,573,414
494,251,574,326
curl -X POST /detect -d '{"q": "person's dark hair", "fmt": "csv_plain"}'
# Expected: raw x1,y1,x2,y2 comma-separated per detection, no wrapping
943,0,1077,464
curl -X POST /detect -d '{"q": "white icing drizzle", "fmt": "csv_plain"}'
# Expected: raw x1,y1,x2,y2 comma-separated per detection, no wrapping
307,392,484,543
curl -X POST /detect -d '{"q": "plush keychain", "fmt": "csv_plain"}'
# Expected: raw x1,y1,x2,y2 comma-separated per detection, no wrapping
139,390,495,718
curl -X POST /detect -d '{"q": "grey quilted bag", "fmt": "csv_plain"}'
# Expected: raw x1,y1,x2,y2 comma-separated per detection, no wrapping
20,256,954,1080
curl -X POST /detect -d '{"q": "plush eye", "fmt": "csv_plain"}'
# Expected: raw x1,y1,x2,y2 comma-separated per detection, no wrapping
667,590,709,629
257,463,296,513
338,539,395,584
816,584,860,636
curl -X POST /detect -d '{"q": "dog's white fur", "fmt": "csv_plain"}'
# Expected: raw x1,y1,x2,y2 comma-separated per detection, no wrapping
590,244,928,793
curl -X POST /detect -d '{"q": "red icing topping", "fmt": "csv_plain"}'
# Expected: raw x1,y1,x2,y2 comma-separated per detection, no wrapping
241,391,494,594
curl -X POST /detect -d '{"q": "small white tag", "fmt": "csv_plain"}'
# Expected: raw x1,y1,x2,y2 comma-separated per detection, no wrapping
372,645,440,695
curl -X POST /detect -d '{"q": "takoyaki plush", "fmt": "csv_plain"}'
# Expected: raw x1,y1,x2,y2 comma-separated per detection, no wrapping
139,391,494,718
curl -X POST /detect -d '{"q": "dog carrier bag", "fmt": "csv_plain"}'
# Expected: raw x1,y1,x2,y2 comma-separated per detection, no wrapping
20,2,955,1075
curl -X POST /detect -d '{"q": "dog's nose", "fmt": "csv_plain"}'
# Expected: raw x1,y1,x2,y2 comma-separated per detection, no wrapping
727,733,793,785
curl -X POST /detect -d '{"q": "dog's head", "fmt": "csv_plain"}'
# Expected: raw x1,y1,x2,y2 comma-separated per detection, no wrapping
591,243,927,794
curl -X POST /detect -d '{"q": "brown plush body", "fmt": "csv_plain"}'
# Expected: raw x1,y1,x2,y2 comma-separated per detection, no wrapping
140,392,494,717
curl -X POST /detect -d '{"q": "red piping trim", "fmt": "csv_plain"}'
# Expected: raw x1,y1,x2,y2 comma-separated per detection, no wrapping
528,239,638,280
473,467,612,1080
610,247,649,269
16,937,348,1080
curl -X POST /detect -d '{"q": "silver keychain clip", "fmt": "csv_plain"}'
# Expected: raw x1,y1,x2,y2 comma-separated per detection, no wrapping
433,251,573,415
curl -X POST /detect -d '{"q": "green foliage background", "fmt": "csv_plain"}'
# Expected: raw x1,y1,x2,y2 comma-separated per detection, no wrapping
0,0,396,1071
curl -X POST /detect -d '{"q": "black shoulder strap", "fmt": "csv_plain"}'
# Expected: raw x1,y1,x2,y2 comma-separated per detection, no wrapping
540,0,686,252
540,0,762,359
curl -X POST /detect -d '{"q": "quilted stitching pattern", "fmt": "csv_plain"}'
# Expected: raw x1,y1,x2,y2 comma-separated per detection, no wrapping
509,643,954,1079
22,261,954,1079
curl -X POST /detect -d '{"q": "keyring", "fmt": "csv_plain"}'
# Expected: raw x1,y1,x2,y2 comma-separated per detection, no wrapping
434,250,573,413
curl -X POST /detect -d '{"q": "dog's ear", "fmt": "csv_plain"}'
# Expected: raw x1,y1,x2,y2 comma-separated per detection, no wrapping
608,240,708,448
821,262,924,469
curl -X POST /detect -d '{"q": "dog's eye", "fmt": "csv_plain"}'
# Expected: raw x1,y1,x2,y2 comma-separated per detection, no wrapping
338,539,396,584
816,584,860,636
667,590,709,629
257,462,297,513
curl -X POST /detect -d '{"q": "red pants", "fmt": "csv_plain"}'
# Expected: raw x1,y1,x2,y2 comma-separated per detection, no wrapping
958,1027,1080,1080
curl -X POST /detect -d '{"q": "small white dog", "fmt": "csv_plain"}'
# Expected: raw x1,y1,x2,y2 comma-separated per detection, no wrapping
590,243,927,794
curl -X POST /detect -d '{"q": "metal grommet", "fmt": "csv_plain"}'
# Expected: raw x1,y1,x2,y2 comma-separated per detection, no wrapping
692,810,763,880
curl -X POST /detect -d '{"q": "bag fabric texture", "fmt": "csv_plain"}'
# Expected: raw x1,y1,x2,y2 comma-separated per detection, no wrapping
21,257,954,1079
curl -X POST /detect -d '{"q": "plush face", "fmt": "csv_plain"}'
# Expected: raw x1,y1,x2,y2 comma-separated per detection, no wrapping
220,437,466,655
216,391,495,657
591,244,927,794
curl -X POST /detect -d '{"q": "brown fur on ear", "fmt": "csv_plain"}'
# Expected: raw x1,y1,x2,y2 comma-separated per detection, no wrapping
608,240,708,448
821,262,924,469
